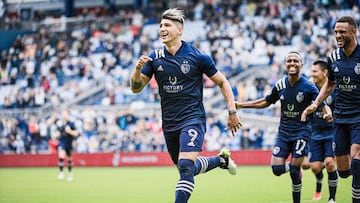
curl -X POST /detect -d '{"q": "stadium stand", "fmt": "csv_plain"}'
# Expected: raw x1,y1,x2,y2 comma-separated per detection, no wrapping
0,0,359,154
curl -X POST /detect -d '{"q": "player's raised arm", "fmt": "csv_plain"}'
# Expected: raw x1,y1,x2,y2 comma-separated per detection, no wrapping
130,55,152,93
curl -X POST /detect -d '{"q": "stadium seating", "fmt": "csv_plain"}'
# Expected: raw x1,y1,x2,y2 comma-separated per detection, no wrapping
0,1,359,154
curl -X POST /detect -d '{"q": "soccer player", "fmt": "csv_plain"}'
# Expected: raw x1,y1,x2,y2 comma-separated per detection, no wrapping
301,16,360,203
308,60,338,203
53,109,79,181
130,8,242,203
235,51,328,203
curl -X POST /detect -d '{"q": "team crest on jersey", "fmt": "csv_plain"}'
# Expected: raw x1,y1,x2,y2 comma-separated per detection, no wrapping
181,60,190,74
169,76,177,85
273,146,280,155
354,63,360,75
325,95,333,105
287,104,294,111
343,76,351,84
296,92,304,103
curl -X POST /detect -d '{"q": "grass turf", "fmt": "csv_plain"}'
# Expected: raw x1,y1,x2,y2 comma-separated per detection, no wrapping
0,166,351,203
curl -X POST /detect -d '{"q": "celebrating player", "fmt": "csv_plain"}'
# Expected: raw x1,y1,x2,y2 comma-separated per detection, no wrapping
301,16,360,202
130,8,241,203
236,51,330,203
307,60,338,203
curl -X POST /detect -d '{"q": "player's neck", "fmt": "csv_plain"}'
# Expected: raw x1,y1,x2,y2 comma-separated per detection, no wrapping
343,41,357,56
288,74,300,86
317,79,327,89
164,40,182,55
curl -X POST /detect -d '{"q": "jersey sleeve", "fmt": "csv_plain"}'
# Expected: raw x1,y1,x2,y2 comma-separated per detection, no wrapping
327,54,335,82
69,122,76,130
265,85,279,104
265,78,283,104
141,51,156,78
198,53,218,77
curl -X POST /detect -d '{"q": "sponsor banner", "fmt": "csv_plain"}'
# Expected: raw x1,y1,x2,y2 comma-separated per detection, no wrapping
0,150,272,167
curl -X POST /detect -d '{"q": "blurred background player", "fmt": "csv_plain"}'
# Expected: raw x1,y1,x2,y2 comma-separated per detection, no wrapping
236,51,331,203
307,60,338,203
50,109,79,181
301,16,360,203
130,8,241,203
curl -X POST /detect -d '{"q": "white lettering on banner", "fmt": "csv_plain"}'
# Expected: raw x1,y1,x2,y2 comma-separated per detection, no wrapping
121,156,158,163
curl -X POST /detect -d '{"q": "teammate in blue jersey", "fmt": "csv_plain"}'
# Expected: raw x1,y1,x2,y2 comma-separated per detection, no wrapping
236,51,330,203
52,109,79,181
307,60,338,203
301,16,360,203
130,8,242,203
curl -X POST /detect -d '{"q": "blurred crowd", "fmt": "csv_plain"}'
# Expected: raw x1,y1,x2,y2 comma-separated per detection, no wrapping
1,0,360,154
0,105,275,154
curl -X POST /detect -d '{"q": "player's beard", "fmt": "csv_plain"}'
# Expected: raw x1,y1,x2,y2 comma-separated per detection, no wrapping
337,36,352,49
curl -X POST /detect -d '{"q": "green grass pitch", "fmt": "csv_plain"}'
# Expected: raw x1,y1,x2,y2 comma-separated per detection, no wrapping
0,166,351,203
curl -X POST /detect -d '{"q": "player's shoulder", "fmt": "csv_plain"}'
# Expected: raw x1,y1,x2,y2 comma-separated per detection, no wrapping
274,77,287,91
151,48,165,60
328,48,342,63
299,76,317,88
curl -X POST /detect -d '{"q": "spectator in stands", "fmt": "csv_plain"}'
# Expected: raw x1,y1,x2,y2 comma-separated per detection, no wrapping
1,0,359,155
130,8,241,203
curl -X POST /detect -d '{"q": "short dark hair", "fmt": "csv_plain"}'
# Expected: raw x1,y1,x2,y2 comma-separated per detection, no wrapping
286,51,303,63
336,16,358,29
312,60,328,70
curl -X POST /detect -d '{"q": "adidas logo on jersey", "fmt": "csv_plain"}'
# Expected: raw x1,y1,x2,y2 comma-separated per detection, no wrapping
334,67,339,72
157,65,164,71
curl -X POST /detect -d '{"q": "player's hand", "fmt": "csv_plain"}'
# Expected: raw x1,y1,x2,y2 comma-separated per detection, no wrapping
300,103,318,122
235,101,242,109
323,113,333,122
136,55,153,70
227,114,242,137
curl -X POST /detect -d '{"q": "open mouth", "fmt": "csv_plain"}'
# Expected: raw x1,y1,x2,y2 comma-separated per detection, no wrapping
288,67,297,72
160,33,168,39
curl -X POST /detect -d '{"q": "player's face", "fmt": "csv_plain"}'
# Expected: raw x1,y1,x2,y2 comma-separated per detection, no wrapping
310,65,325,85
61,110,70,121
159,19,183,44
285,53,302,76
334,22,356,49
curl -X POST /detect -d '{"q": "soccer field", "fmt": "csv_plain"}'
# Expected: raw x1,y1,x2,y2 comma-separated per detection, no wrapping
0,166,351,203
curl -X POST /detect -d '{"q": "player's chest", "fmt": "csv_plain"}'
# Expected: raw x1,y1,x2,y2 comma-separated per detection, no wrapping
279,87,311,104
333,58,360,79
153,57,200,81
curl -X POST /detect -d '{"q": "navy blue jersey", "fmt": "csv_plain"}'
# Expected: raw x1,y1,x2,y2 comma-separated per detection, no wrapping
328,45,360,124
311,90,335,140
56,119,76,147
266,76,319,141
141,41,218,132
